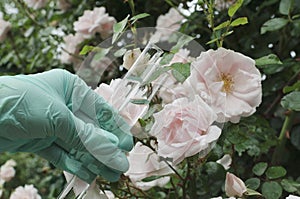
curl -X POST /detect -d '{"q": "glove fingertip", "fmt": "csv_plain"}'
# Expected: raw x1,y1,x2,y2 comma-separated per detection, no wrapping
119,136,134,152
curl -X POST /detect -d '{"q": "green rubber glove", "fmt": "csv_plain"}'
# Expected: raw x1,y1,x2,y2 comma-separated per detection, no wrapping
0,69,133,183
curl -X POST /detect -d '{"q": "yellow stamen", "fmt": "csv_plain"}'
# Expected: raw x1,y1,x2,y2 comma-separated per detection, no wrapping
220,73,234,93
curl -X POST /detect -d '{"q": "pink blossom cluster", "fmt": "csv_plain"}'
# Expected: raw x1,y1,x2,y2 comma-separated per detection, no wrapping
0,159,17,198
60,7,116,68
167,47,262,123
152,8,184,42
92,47,262,191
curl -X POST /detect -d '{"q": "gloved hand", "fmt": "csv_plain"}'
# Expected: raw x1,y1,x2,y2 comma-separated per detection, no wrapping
0,69,133,183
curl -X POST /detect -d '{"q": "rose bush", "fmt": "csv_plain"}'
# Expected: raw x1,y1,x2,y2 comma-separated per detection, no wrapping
1,0,300,198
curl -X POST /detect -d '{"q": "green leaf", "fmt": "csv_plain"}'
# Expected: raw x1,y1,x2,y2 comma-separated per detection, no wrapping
142,175,165,182
293,14,300,20
130,13,150,23
230,17,248,27
114,48,127,57
261,18,289,34
142,66,172,85
262,182,282,199
255,54,282,66
281,179,300,193
279,0,293,15
79,45,95,55
170,35,194,53
142,104,161,119
92,47,111,61
160,53,175,65
228,0,244,17
206,37,220,45
281,91,300,111
245,178,261,190
223,30,234,37
171,63,190,83
129,99,150,105
283,81,300,94
252,162,268,176
207,31,234,44
213,20,230,31
126,75,143,82
245,188,262,196
138,118,147,127
266,166,287,179
112,15,130,44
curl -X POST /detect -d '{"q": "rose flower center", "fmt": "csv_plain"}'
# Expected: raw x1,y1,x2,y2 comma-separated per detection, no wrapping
220,73,234,93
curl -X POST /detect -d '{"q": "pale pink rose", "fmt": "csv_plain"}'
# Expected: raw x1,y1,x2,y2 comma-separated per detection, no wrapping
10,184,41,199
0,159,16,182
184,47,262,123
94,78,148,127
225,172,247,197
150,95,222,165
23,0,47,10
123,48,150,72
0,164,15,182
216,154,232,170
74,7,116,39
286,195,300,199
123,48,141,70
0,18,11,42
152,8,184,42
60,33,85,65
125,142,174,191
